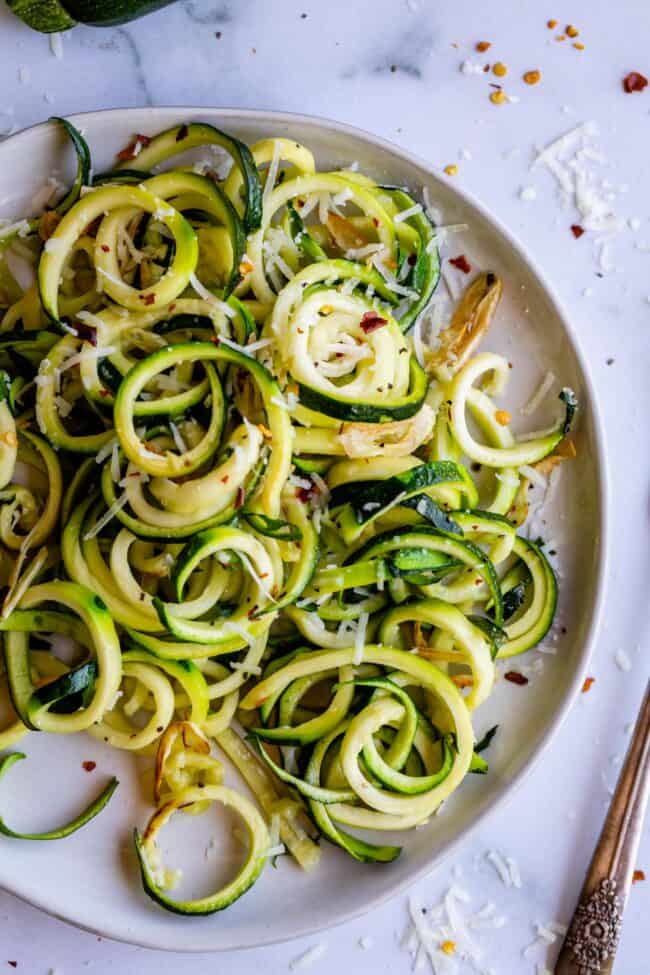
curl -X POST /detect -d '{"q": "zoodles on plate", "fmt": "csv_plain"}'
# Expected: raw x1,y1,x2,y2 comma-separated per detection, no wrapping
0,118,577,914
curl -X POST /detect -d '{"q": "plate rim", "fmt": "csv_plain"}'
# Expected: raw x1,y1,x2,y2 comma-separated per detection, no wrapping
0,104,609,953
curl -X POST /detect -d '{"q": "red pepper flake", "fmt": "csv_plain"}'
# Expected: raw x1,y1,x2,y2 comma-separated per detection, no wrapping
176,123,190,142
505,671,529,686
372,217,380,227
141,293,156,306
297,198,305,207
221,475,229,483
623,72,648,93
571,224,585,239
168,303,177,312
633,869,646,884
296,479,318,502
99,388,111,398
582,676,595,693
82,760,96,773
235,487,245,509
449,255,472,274
116,133,151,162
360,311,388,334
407,253,417,267
100,244,110,253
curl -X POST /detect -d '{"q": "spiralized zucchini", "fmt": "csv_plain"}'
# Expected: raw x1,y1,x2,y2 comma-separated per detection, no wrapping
0,118,577,912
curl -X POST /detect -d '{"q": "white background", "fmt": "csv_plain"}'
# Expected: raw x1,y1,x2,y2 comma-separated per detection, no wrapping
0,0,649,972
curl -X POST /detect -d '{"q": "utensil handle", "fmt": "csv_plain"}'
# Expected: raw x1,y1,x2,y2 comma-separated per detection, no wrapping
555,680,650,974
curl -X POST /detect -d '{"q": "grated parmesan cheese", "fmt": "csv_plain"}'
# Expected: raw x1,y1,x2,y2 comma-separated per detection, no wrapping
264,140,281,203
394,203,424,224
486,849,511,886
189,272,236,318
289,944,327,971
522,371,556,415
82,492,129,540
614,648,632,672
49,33,64,59
353,612,369,666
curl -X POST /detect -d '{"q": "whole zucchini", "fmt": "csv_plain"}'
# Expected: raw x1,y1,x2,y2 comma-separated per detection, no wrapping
7,0,177,31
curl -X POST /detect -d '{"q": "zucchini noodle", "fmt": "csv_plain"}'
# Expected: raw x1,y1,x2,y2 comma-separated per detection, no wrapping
0,118,577,913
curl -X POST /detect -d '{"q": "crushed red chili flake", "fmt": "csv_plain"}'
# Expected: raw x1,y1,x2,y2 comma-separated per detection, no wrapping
449,255,472,274
296,480,318,502
82,760,97,773
633,869,646,883
116,133,151,162
571,224,585,239
505,671,529,686
407,253,418,267
99,389,111,398
623,72,648,93
360,311,388,334
582,676,595,693
372,217,380,227
100,244,110,253
141,293,156,306
176,123,190,142
235,487,245,509
221,475,230,483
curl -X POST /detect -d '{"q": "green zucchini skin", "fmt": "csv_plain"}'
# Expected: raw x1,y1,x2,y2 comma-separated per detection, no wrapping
116,123,263,233
7,0,178,30
50,118,91,216
298,355,428,423
388,189,440,333
0,752,118,840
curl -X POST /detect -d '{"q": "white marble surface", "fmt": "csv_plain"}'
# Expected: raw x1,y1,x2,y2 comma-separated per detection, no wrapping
0,0,649,971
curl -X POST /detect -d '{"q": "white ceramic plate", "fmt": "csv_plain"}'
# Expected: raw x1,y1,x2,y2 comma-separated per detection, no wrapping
0,108,607,952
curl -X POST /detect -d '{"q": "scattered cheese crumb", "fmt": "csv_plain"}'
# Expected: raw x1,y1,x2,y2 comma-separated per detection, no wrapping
49,33,64,59
614,649,632,672
290,944,327,970
460,58,485,76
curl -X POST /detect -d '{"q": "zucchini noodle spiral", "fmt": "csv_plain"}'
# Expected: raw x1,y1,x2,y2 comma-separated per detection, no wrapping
0,118,577,914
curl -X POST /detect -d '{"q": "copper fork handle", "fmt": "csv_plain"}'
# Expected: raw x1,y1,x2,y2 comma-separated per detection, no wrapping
555,680,650,974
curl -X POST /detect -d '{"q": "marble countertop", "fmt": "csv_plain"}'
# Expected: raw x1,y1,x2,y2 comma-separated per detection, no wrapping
0,0,649,972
